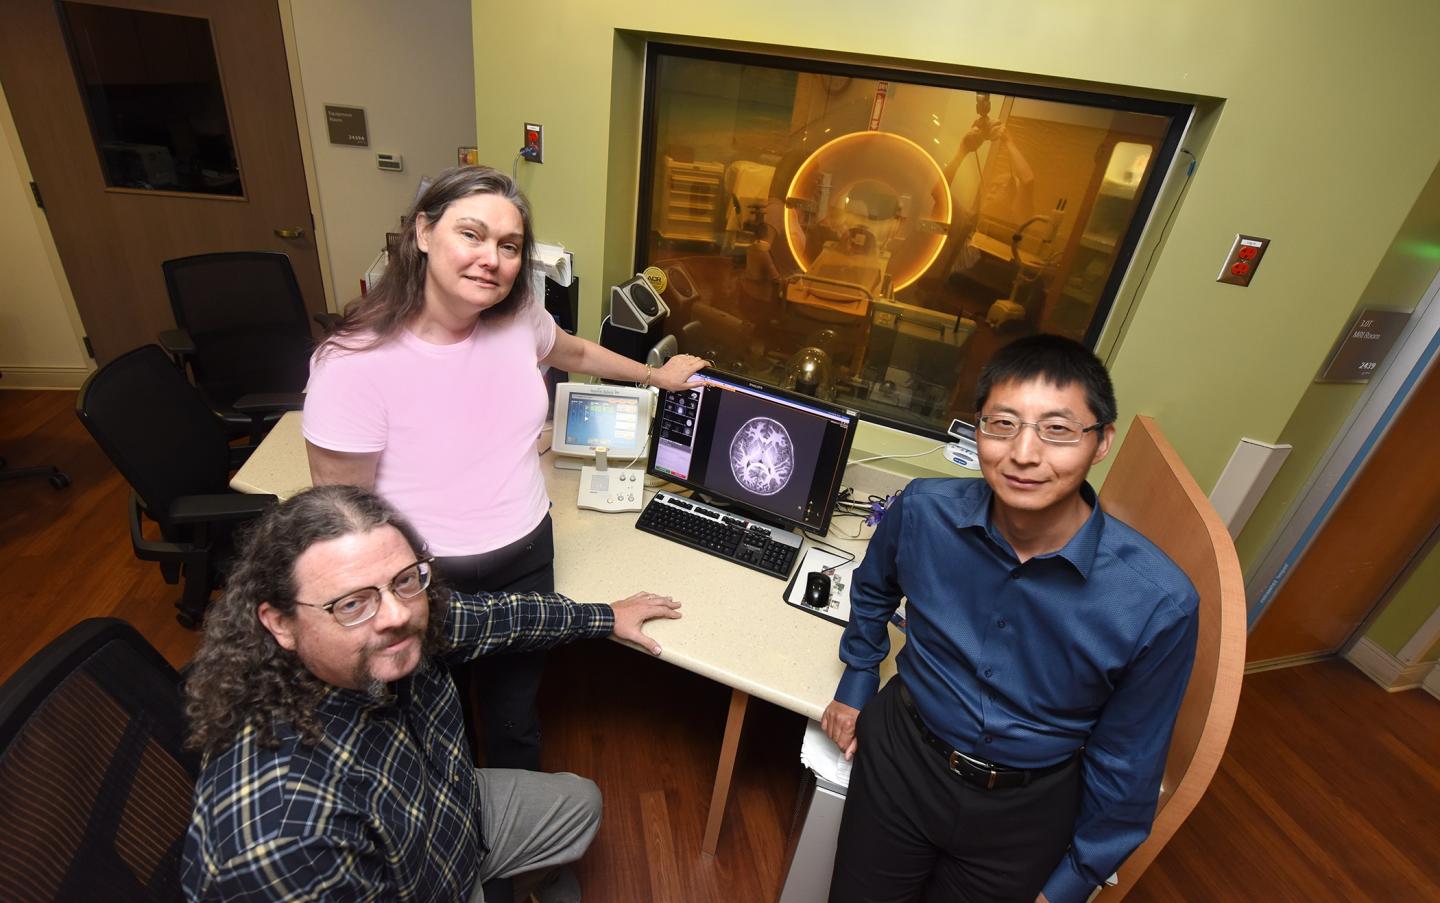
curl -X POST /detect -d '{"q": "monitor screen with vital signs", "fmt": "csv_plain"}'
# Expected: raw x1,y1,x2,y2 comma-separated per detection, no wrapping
648,369,859,533
550,382,653,464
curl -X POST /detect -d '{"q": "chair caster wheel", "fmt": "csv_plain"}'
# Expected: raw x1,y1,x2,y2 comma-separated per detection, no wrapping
176,610,202,630
49,473,71,490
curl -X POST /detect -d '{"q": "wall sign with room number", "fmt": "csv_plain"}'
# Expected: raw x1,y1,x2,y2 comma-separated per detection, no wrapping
1316,308,1411,383
325,105,368,147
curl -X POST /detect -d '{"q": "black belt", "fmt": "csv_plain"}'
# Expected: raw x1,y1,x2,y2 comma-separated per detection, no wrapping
899,683,1078,790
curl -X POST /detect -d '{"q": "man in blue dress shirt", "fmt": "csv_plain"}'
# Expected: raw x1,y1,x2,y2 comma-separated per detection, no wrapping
822,334,1199,903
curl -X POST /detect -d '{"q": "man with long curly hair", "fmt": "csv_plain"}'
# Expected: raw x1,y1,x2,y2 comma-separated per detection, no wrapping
180,485,681,902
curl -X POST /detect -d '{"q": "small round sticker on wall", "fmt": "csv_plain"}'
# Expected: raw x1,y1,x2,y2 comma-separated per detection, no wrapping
642,266,668,295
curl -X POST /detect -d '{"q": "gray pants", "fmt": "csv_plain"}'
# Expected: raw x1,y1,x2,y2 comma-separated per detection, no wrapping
468,769,601,902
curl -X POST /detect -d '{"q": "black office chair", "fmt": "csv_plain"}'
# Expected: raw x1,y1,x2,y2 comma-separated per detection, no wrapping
0,371,70,490
0,618,198,902
159,251,315,444
0,455,70,490
76,344,276,627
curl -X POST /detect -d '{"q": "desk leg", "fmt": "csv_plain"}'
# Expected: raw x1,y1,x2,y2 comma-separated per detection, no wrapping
701,687,749,856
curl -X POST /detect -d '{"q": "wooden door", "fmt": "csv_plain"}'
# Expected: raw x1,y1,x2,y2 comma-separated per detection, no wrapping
1247,354,1440,662
0,0,325,364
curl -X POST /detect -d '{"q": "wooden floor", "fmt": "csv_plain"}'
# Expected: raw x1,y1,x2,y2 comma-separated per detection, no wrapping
3,387,1438,901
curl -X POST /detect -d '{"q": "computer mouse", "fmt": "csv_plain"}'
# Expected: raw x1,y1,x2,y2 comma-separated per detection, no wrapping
804,571,831,608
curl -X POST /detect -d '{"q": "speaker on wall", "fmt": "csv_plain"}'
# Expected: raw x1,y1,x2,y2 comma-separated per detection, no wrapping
609,275,670,333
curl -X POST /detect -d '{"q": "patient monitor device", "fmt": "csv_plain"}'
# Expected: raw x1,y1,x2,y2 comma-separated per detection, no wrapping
550,382,654,513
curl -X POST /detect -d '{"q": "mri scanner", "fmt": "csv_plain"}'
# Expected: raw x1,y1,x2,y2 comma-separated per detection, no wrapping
774,130,973,408
781,130,953,312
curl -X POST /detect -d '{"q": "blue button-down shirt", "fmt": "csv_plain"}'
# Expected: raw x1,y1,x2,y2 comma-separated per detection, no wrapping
836,477,1198,903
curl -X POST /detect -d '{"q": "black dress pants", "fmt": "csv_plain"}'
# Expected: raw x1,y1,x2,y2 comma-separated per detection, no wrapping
435,513,554,773
829,677,1082,903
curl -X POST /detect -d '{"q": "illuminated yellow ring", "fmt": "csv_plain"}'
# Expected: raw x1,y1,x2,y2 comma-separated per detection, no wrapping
784,130,952,292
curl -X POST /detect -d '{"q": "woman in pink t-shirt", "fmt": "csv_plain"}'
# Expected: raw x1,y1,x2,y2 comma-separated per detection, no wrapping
303,166,704,770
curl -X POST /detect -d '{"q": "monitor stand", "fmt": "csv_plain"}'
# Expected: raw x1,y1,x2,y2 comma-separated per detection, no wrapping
552,444,650,471
553,445,607,471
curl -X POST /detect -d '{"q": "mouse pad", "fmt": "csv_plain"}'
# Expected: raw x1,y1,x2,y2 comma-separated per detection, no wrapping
783,547,858,626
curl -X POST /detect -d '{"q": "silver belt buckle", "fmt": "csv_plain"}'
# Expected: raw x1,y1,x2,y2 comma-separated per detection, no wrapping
946,750,965,777
948,750,1000,789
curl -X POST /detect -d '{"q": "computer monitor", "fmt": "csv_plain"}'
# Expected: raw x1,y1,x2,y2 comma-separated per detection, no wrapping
550,382,653,469
648,369,860,534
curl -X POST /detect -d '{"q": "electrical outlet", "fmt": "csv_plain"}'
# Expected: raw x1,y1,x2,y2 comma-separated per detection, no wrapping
521,122,543,163
1216,234,1269,286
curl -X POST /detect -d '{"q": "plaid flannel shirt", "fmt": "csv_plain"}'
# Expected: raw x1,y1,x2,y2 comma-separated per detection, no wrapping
181,590,613,902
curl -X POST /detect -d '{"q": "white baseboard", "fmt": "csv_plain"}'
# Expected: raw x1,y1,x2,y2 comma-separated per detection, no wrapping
1245,651,1333,674
0,365,92,389
1344,637,1436,691
1423,664,1440,702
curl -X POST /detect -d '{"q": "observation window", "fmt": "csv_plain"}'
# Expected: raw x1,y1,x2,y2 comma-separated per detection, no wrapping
636,45,1188,438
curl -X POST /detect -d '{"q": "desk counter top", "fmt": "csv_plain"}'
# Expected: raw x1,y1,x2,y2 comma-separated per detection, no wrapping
233,411,905,722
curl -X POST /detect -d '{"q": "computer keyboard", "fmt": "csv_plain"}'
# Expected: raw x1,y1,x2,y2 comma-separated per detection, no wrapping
635,491,803,580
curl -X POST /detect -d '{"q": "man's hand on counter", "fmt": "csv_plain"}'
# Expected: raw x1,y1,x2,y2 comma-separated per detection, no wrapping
609,592,683,655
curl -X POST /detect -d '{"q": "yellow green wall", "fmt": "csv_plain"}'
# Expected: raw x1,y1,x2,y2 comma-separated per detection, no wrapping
471,0,1440,552
1237,157,1440,573
1366,538,1440,658
1235,156,1440,662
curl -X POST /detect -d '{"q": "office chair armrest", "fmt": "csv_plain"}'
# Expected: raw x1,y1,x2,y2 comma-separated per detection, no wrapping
314,312,342,333
129,493,201,567
231,392,305,414
168,493,277,526
157,328,195,367
232,393,303,448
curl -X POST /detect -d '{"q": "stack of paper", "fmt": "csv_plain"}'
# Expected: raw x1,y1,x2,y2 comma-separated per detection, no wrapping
535,241,573,286
800,719,853,788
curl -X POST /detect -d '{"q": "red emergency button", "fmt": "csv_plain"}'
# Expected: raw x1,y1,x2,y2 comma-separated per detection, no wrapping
1230,261,1251,277
1237,246,1258,261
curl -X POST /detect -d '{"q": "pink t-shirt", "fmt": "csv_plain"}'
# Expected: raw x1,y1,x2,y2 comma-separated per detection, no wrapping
303,301,557,556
